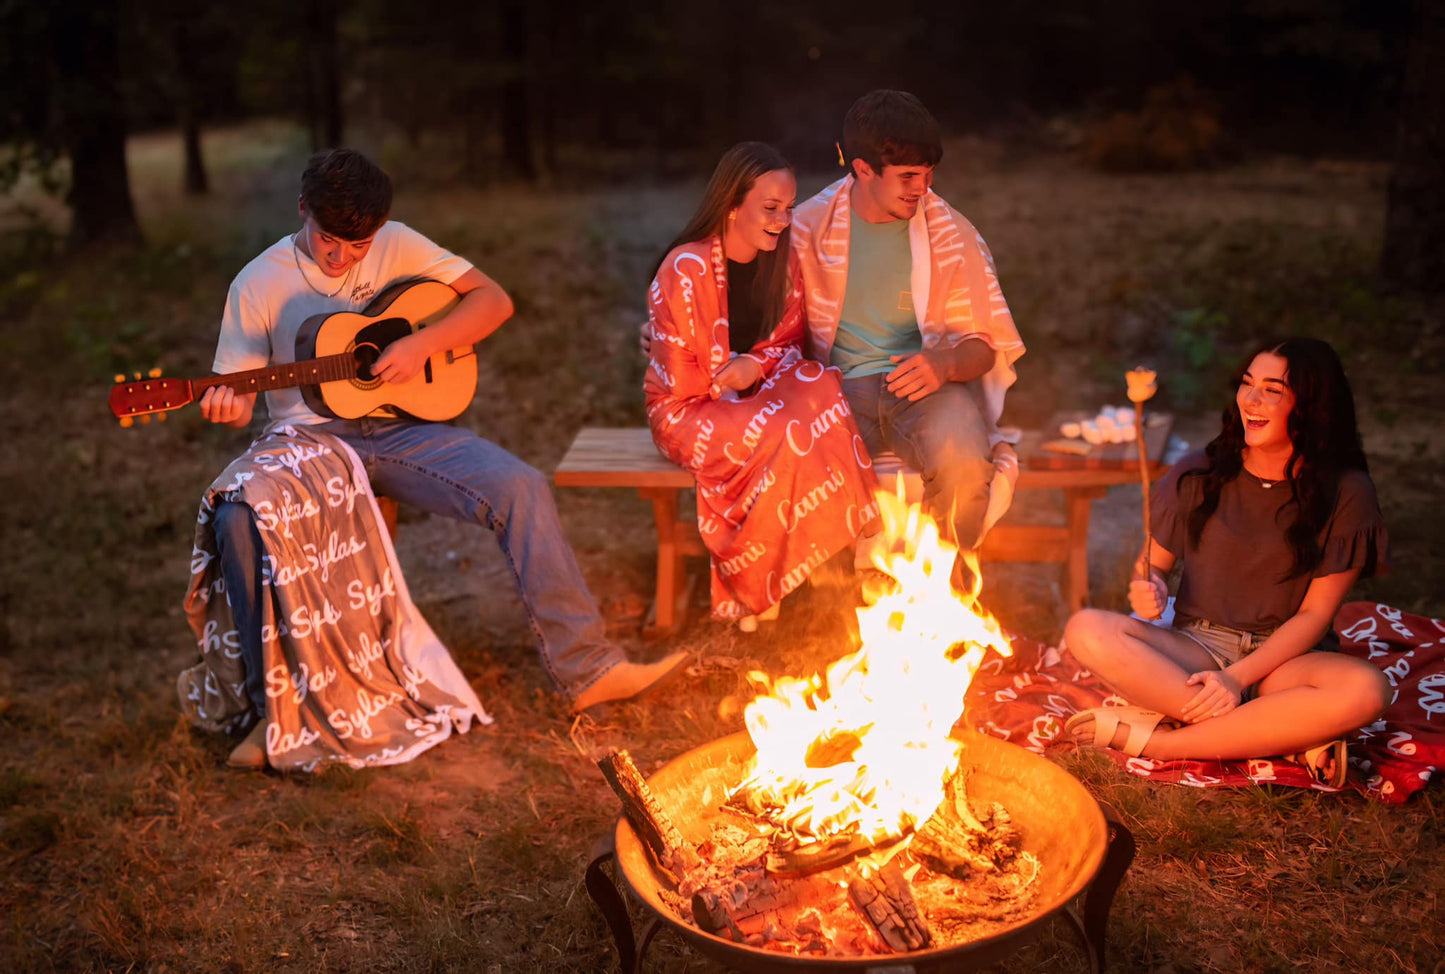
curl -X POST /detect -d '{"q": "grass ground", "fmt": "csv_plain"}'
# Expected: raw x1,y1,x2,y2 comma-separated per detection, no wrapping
1,121,1442,972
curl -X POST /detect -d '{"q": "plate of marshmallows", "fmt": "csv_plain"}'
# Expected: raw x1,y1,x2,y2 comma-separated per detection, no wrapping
1061,405,1139,445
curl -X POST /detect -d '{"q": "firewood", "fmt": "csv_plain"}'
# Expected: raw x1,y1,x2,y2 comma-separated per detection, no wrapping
692,867,838,944
597,749,702,884
912,774,1022,878
847,859,932,952
765,830,880,875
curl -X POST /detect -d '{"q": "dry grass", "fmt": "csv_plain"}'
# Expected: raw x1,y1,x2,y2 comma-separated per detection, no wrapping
1,121,1442,973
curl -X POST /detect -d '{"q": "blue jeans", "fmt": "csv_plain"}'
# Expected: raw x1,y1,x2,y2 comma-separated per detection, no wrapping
213,418,624,712
841,375,995,549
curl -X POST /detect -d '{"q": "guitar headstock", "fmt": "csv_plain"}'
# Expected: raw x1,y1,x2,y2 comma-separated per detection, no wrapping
110,369,190,426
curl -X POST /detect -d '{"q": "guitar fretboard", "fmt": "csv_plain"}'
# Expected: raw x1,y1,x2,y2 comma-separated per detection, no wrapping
194,353,360,395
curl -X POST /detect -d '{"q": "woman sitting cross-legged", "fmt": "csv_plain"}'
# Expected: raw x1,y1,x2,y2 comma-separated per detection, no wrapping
645,142,880,629
1063,337,1391,788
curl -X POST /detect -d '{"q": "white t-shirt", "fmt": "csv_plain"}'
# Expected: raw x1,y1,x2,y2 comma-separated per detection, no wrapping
213,221,474,428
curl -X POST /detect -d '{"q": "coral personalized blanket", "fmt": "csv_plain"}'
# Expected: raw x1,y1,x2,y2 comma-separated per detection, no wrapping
963,602,1443,802
645,236,880,618
177,425,491,770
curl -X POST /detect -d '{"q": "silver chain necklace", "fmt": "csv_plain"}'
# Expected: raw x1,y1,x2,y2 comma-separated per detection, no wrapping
1244,459,1283,489
292,233,353,298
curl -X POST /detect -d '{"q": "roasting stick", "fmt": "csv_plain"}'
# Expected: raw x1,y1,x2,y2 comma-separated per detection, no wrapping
1125,368,1159,590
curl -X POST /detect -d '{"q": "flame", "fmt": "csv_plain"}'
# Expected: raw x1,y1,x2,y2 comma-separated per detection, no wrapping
737,477,1012,849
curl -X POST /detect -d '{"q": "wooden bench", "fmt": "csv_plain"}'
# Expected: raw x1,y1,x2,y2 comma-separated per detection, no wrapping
376,496,401,539
554,427,1167,635
554,429,704,637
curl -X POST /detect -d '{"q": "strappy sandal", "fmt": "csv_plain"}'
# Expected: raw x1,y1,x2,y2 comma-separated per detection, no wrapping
1064,706,1170,757
1286,739,1348,789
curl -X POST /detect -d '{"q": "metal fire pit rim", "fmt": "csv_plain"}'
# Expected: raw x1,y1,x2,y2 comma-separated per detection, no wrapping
611,730,1111,972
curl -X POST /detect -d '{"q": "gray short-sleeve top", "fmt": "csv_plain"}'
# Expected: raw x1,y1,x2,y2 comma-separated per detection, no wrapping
1151,451,1388,633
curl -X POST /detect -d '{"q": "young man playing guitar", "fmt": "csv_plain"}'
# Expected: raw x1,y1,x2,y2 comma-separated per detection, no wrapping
193,148,685,769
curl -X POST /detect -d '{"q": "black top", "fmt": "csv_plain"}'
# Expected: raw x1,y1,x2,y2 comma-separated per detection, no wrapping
726,259,763,354
1152,452,1388,633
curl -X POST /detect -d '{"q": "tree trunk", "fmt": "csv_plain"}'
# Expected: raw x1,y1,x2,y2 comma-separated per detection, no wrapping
535,0,556,183
1381,0,1445,293
499,0,537,180
180,110,208,195
173,16,209,196
304,0,344,148
50,0,141,248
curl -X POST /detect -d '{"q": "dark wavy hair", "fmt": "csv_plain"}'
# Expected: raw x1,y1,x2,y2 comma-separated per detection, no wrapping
1182,337,1368,578
653,141,793,338
300,148,393,240
842,89,944,174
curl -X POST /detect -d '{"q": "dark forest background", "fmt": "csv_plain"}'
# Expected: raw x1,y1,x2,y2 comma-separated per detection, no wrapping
2,0,1440,291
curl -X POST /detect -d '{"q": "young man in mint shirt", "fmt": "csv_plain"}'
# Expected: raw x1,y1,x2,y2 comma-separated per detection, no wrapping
790,90,1025,588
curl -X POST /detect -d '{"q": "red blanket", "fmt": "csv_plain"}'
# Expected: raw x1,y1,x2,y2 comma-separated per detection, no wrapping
645,236,879,618
963,602,1444,802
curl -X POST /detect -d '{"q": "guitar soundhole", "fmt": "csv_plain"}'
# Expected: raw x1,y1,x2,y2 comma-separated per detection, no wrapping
349,341,385,390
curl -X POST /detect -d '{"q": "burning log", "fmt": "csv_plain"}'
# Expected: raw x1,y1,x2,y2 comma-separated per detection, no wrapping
691,861,839,948
693,846,933,953
597,750,835,949
911,772,1023,877
765,831,883,874
594,474,1050,960
848,858,931,952
598,748,936,953
597,749,701,885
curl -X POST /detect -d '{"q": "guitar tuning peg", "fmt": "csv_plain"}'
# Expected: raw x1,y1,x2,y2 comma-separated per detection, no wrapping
148,367,162,378
114,374,126,384
156,412,167,422
133,371,142,380
138,414,152,425
119,417,135,428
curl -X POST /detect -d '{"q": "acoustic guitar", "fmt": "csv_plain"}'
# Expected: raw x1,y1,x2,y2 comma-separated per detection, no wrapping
109,280,478,425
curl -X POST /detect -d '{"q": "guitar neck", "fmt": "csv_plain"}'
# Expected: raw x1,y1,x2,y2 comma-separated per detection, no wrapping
195,353,359,397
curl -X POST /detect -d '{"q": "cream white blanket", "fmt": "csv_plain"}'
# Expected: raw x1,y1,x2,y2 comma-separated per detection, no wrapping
177,426,491,771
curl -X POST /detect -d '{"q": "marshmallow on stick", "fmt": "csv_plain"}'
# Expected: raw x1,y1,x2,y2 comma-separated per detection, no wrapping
1126,368,1158,585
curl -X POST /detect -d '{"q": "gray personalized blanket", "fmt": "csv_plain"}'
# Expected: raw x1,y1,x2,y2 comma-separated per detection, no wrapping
177,425,491,770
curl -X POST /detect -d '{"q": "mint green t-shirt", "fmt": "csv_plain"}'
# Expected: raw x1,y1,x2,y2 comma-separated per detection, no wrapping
831,216,922,378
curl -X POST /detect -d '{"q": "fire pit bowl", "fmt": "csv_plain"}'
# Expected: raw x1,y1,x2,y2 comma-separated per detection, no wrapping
587,731,1134,973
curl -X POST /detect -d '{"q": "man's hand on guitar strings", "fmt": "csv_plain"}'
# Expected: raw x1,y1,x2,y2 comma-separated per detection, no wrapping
370,332,432,385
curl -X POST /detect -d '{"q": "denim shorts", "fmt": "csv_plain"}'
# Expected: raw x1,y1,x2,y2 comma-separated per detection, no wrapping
1174,618,1276,702
1175,618,1274,669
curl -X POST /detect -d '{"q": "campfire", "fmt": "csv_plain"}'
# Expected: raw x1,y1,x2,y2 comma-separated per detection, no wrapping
599,484,1082,961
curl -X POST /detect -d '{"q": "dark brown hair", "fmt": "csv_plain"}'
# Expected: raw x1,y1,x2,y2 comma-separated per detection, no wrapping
300,148,393,240
842,90,943,174
1183,337,1370,578
654,141,793,341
